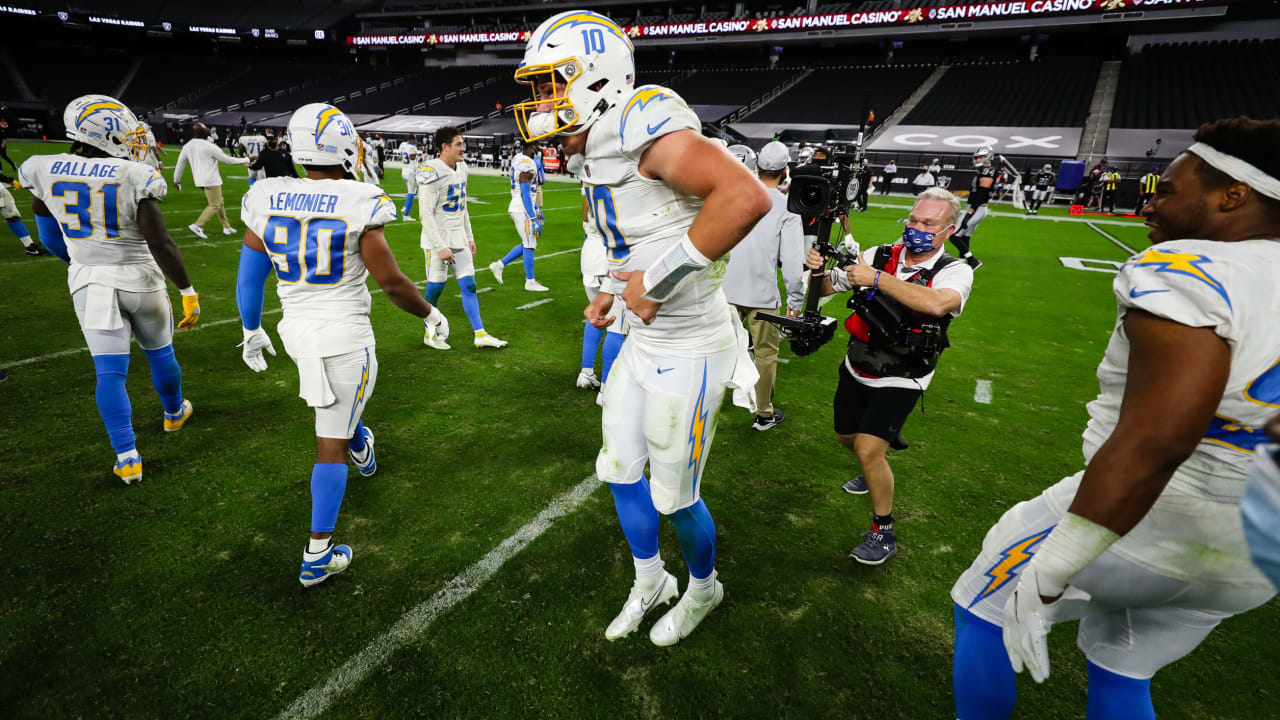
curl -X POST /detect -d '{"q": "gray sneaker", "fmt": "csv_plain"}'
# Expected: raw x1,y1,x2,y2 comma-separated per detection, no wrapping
842,475,868,495
850,528,898,566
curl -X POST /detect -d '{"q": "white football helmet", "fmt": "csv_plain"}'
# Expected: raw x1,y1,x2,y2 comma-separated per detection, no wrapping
727,144,757,172
1042,163,1053,172
63,94,148,160
973,146,993,167
513,10,635,141
798,146,816,164
287,103,359,175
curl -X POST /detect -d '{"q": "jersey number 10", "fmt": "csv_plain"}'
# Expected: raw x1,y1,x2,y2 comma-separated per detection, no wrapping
585,184,629,261
263,215,348,285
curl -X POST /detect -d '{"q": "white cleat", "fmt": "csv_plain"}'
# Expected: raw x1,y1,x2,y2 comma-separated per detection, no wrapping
424,324,451,350
187,223,207,239
488,260,506,285
649,574,724,647
222,226,237,236
576,369,601,389
606,571,679,641
524,279,550,292
473,332,508,349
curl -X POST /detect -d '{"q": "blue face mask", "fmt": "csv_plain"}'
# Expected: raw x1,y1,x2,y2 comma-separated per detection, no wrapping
901,224,941,253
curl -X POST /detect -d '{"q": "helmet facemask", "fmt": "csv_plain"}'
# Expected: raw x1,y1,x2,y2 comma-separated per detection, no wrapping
514,61,600,141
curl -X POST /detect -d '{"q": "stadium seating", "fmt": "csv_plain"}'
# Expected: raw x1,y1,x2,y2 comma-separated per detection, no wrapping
667,68,798,106
1112,39,1280,129
751,65,934,124
904,57,1100,126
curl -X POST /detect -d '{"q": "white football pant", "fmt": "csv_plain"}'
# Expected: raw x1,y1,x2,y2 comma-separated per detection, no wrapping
73,286,173,354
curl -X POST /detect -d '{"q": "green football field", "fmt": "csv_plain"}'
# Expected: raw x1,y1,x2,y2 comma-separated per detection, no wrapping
1,139,1276,719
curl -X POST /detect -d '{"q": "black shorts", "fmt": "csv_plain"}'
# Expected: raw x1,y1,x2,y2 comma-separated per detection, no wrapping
833,362,922,440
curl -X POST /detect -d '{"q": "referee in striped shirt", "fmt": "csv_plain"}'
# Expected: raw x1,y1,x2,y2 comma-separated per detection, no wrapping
1137,167,1160,214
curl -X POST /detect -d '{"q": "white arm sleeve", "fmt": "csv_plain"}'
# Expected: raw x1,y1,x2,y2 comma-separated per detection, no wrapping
417,181,446,251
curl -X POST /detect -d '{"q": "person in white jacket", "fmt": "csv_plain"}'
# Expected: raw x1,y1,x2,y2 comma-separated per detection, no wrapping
174,122,249,238
722,141,807,432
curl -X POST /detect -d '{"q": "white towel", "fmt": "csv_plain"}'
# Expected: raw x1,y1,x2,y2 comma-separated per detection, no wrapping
82,284,125,330
725,320,759,413
296,357,337,408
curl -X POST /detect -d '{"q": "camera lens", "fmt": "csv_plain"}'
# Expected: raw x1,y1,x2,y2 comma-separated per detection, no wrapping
799,184,822,208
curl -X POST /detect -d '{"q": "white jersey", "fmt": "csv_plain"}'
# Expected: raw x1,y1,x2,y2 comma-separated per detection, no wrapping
241,177,397,359
1082,238,1280,586
508,153,539,214
416,158,470,247
19,153,168,294
397,142,418,164
580,183,608,282
238,134,267,158
580,85,734,352
358,140,381,186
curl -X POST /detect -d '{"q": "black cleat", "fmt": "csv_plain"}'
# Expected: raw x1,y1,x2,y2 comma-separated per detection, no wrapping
850,528,898,566
842,475,868,495
890,432,909,451
25,245,50,257
752,407,786,431
966,256,983,271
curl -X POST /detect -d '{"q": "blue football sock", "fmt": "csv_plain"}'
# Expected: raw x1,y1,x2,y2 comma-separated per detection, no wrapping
424,281,446,307
458,275,484,332
247,177,255,187
601,332,625,383
6,218,30,240
609,476,660,560
349,420,367,453
92,353,135,454
501,244,522,266
953,603,1017,720
402,192,415,217
522,247,536,280
581,322,604,371
141,344,183,415
670,498,716,579
310,463,349,534
1086,661,1155,720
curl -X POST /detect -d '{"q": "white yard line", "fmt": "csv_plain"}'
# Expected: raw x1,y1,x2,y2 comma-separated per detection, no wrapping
974,379,993,405
1085,221,1138,255
274,475,602,720
515,298,554,310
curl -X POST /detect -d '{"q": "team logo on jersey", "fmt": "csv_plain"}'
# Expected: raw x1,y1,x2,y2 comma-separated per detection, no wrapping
1124,247,1232,310
687,361,711,481
620,87,675,146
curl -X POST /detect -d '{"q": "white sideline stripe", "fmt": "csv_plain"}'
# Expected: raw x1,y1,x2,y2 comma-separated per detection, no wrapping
516,298,554,310
1085,221,1138,255
776,357,790,364
4,244,578,367
974,379,993,405
476,286,493,294
275,475,602,720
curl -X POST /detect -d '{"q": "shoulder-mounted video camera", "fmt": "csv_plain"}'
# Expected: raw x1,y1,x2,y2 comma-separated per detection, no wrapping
787,145,862,219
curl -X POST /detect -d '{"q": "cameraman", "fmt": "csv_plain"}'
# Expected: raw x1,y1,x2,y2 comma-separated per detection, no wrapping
804,187,974,565
723,141,807,432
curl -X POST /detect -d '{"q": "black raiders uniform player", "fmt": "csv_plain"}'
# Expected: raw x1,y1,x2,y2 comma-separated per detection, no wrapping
1027,164,1055,215
950,146,997,270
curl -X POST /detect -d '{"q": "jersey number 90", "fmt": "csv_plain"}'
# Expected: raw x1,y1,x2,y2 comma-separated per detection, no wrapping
263,215,347,285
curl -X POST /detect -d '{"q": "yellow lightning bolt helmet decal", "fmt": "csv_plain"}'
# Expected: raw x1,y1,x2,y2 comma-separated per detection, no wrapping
315,106,345,140
76,100,126,128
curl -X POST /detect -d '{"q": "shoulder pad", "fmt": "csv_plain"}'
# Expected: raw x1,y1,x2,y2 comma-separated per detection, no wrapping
1115,243,1235,329
618,85,700,159
415,162,441,186
126,162,168,201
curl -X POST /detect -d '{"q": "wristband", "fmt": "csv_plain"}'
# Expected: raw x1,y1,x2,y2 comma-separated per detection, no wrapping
179,286,197,296
426,306,444,326
642,234,711,303
866,270,882,300
1027,512,1120,596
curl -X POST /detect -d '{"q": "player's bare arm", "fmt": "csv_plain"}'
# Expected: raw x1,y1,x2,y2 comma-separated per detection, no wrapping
614,129,771,323
360,226,434,318
138,198,200,329
1067,309,1230,539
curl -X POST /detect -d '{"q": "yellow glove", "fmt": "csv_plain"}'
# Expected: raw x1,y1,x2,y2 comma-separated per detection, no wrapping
177,290,200,329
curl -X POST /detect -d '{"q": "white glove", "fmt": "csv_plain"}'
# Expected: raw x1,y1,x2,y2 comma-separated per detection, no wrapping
426,306,450,342
239,326,276,373
1001,565,1091,684
839,233,861,260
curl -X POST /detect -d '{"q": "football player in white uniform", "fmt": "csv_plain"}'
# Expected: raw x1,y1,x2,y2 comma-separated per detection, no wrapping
140,122,166,171
398,141,420,218
20,95,200,484
238,130,268,187
576,183,625,391
1241,415,1280,588
1,171,48,256
357,136,381,186
418,125,506,350
951,118,1280,719
488,140,550,292
515,10,771,645
236,103,449,587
